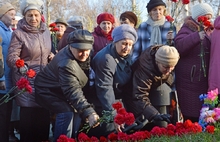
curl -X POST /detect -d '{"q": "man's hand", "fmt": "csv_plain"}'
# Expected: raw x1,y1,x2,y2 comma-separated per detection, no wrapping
114,122,124,132
19,65,28,75
88,113,100,128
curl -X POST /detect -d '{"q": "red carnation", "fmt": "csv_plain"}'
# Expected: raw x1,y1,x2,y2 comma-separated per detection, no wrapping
53,27,59,31
15,59,25,68
78,132,90,142
206,125,215,134
108,132,118,141
25,85,32,94
26,69,36,78
100,136,108,142
150,126,163,136
112,102,123,111
165,15,174,23
114,114,125,125
49,22,56,28
90,136,99,142
16,77,30,90
182,0,189,4
124,113,135,125
183,119,193,128
117,132,128,141
172,0,178,2
117,108,127,115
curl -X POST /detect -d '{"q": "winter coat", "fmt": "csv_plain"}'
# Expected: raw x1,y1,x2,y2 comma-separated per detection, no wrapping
129,45,174,120
7,18,51,107
34,46,96,120
57,26,76,51
132,20,176,62
91,26,113,57
0,21,13,94
174,16,211,118
91,43,132,114
208,16,220,91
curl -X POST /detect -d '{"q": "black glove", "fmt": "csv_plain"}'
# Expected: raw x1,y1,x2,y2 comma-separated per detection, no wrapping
152,114,171,123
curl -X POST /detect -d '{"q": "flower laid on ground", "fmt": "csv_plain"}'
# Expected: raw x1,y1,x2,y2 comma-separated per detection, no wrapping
197,16,212,78
79,102,135,133
57,135,75,142
199,88,220,131
0,59,35,105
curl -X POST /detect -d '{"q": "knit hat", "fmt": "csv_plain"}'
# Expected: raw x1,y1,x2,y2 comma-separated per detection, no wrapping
55,18,68,26
67,16,86,29
120,11,138,26
146,0,166,13
20,0,44,15
155,45,179,67
67,29,94,50
191,3,213,20
97,12,115,25
0,2,15,18
112,24,137,43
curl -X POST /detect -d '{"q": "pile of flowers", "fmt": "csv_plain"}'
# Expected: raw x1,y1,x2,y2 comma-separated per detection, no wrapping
0,59,35,105
58,119,215,142
199,88,220,131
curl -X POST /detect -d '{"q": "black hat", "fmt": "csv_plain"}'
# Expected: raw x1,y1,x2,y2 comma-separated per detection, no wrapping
67,29,94,50
146,0,166,13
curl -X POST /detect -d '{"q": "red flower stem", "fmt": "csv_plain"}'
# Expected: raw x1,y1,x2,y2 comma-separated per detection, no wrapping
6,88,26,102
0,86,18,105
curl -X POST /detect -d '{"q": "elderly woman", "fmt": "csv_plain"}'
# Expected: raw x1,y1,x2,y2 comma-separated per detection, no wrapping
120,11,138,28
92,12,115,57
132,0,175,62
6,0,51,141
174,3,213,122
88,24,137,137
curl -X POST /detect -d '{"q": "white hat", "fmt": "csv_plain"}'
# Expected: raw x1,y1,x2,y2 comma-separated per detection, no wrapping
20,0,44,15
0,2,15,18
192,3,213,20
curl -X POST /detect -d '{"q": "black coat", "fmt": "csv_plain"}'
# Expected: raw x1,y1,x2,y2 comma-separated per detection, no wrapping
34,46,95,120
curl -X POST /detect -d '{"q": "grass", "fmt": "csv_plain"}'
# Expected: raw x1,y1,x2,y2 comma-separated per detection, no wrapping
144,130,220,142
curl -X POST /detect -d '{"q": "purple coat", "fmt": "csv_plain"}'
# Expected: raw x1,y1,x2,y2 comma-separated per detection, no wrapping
174,17,211,118
208,16,220,91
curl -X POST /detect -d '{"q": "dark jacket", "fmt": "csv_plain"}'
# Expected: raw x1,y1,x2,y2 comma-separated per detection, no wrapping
91,43,132,114
174,16,211,118
34,46,96,120
130,45,174,120
57,27,76,51
7,19,51,107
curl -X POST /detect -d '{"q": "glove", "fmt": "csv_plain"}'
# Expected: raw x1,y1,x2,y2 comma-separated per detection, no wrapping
19,65,28,75
88,113,100,128
152,114,171,123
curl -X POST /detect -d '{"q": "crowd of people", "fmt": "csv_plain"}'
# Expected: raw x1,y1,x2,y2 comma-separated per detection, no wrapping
0,0,218,141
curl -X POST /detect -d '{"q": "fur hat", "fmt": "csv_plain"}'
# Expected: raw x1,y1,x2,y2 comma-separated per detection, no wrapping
67,29,94,50
155,45,179,67
55,18,68,26
20,0,44,15
0,2,15,18
97,12,115,25
191,3,213,20
112,24,137,43
146,0,166,13
67,16,86,29
120,11,138,26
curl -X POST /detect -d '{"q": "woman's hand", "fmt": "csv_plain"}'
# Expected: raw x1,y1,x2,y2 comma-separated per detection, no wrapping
48,52,55,62
114,122,124,132
199,31,205,40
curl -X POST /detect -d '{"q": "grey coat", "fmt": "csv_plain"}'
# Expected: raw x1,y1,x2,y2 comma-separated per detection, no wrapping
7,18,51,107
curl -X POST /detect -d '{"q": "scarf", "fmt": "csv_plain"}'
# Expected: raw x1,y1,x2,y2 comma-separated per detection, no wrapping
146,16,165,46
94,26,113,41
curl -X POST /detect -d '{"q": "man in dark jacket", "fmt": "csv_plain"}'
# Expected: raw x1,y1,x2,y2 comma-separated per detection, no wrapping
34,29,99,141
127,45,180,129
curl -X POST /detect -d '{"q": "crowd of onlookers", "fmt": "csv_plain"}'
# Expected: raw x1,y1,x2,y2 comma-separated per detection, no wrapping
0,0,219,141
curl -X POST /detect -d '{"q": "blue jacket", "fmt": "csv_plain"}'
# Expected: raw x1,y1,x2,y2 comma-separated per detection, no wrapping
92,43,132,112
132,21,176,62
0,21,13,94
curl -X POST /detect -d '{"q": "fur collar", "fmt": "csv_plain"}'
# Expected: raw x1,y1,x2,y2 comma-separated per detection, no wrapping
183,16,200,32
